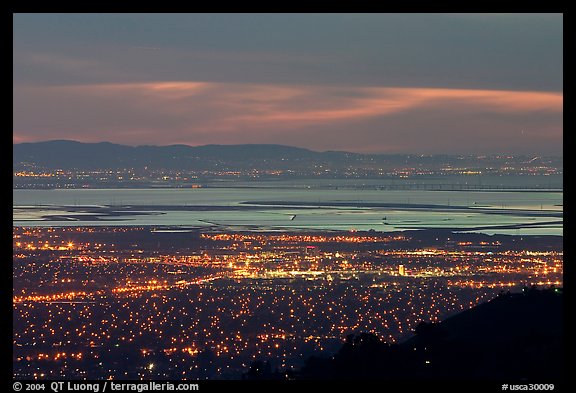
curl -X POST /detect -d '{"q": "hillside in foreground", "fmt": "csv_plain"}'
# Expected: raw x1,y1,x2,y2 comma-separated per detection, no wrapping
245,288,563,380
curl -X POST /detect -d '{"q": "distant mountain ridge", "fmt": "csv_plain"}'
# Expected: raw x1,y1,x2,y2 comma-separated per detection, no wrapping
14,140,563,173
13,140,328,170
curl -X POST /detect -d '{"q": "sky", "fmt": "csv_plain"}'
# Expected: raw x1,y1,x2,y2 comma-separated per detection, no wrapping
13,13,563,155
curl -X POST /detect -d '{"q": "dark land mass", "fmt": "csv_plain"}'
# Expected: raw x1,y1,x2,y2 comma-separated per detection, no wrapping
14,140,316,171
14,140,562,173
244,288,563,380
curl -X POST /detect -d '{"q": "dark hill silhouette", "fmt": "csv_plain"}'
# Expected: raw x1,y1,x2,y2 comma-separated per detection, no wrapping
13,140,319,170
14,140,562,175
245,288,563,380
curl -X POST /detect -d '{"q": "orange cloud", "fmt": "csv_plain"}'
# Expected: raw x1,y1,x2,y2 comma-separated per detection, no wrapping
385,87,563,113
14,81,562,138
217,86,562,129
13,133,32,144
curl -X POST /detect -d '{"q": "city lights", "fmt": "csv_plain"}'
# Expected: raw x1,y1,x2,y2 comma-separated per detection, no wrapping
13,226,562,379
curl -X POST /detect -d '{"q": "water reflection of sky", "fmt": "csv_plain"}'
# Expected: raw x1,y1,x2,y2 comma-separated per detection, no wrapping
13,188,563,236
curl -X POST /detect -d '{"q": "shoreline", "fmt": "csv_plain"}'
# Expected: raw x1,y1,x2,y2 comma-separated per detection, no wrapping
12,201,563,236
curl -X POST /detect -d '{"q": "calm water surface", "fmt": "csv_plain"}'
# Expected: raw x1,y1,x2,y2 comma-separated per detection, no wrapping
13,186,563,236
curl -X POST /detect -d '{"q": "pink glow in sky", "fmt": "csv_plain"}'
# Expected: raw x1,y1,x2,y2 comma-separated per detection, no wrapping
13,13,563,154
13,82,562,153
